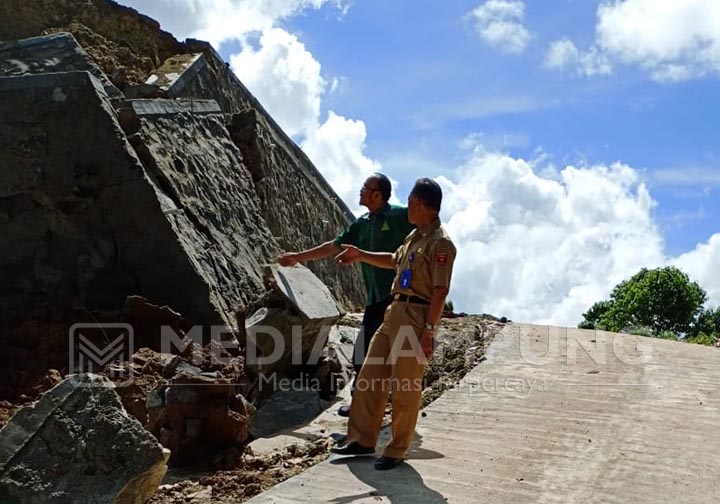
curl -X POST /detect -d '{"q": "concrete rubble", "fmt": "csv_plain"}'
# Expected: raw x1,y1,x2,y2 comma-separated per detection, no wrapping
243,265,343,374
0,374,169,503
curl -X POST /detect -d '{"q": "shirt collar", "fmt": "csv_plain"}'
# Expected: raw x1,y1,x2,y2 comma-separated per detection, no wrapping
418,217,441,236
369,202,391,217
367,203,390,219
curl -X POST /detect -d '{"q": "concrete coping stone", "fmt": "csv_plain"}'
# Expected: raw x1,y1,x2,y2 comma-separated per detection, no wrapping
146,52,203,93
0,70,107,97
0,33,122,97
267,264,342,321
127,98,222,117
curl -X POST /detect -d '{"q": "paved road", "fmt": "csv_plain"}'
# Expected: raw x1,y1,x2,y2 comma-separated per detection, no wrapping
246,324,720,503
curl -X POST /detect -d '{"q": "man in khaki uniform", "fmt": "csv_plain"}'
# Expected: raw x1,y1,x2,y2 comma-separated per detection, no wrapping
331,178,456,470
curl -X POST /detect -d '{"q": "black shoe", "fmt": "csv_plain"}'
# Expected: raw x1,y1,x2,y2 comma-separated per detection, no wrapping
337,404,351,417
331,441,375,456
374,455,403,471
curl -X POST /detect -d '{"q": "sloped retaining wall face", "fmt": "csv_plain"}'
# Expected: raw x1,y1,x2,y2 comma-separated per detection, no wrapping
230,111,365,310
158,46,365,310
127,103,281,321
0,72,229,324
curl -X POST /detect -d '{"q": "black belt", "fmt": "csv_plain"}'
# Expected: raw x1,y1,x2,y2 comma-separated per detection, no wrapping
394,294,430,305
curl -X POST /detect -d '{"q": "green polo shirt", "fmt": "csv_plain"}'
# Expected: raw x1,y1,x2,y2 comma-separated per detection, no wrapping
333,203,414,306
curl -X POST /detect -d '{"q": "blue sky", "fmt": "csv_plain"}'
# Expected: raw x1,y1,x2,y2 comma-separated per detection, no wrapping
283,0,719,256
121,0,720,324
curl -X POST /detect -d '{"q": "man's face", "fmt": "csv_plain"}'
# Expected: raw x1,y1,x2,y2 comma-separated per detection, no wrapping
407,194,420,224
359,177,381,207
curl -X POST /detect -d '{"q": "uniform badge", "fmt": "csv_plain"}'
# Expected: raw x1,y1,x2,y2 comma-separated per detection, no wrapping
436,252,448,266
400,269,412,288
381,221,390,231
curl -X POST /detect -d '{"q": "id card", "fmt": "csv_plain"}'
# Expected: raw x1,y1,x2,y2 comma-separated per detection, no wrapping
400,269,412,289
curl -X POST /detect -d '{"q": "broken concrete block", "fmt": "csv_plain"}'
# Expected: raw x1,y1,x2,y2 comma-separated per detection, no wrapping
146,373,253,466
0,33,122,97
146,53,204,93
127,98,222,117
267,264,342,321
125,96,281,325
0,69,279,328
242,265,342,374
0,374,168,503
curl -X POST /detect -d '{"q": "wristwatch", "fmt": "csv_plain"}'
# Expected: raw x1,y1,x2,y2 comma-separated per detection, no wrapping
424,322,435,332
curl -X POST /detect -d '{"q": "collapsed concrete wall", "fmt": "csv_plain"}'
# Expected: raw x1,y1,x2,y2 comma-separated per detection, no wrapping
120,98,282,323
0,71,257,326
0,374,169,503
149,45,365,308
1,0,366,310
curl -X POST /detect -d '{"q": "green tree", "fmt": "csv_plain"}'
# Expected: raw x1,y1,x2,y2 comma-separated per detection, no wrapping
578,300,612,330
579,266,706,336
687,307,720,345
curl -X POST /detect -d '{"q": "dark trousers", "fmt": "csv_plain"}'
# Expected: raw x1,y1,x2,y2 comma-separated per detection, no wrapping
353,296,393,375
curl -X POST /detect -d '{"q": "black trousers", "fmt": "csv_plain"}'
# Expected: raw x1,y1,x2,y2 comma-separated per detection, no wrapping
353,296,393,375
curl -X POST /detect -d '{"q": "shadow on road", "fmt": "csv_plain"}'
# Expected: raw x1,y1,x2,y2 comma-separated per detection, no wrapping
328,456,447,504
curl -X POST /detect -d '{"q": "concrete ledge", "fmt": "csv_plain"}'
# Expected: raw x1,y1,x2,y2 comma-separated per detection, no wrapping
0,33,122,97
127,98,222,117
0,70,107,96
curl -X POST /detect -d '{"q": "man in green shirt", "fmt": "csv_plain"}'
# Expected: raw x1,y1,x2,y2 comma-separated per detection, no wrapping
278,173,414,416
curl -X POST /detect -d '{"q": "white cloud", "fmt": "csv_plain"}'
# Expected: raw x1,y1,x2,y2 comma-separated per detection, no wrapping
117,0,346,47
672,234,720,308
468,0,531,54
544,38,612,77
546,0,720,82
439,146,664,325
301,111,381,215
230,28,325,137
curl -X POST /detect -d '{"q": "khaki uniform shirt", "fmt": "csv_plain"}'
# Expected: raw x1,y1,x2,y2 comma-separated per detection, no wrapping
390,218,456,301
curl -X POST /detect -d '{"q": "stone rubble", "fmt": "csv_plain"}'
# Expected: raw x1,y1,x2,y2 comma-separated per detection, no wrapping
0,374,169,504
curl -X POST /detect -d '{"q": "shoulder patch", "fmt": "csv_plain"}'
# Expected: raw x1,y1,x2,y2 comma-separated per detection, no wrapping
435,251,449,266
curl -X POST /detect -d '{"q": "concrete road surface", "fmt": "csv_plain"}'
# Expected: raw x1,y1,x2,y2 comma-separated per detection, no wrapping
246,324,720,503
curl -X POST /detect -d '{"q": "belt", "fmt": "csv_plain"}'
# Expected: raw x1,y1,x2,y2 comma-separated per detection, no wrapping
394,293,430,305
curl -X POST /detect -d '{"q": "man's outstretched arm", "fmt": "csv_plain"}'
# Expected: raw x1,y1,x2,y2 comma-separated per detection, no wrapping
335,244,394,270
278,240,339,266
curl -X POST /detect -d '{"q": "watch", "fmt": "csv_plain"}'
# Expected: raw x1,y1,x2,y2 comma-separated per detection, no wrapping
424,322,435,332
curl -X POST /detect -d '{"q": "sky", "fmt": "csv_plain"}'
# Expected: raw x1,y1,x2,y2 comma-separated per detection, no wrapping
117,0,720,326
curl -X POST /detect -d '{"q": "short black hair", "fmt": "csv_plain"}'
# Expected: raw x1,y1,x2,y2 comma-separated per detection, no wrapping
371,173,392,202
409,178,442,212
